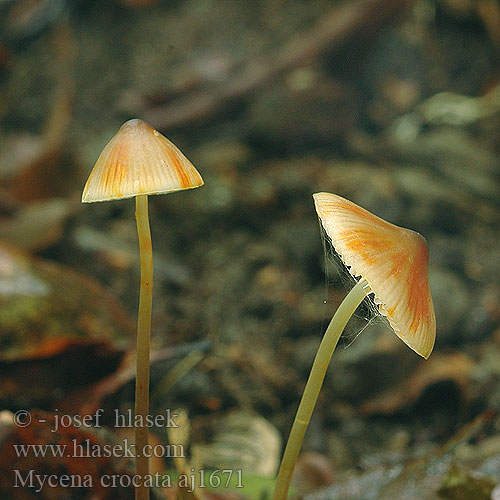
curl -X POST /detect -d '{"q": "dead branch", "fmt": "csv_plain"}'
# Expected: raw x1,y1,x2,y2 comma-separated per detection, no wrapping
143,0,414,130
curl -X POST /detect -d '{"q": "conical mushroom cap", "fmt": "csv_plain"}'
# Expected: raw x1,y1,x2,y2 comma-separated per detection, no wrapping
313,192,436,359
82,119,203,203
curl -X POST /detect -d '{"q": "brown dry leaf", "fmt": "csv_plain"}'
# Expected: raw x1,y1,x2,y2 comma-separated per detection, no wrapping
0,198,76,251
0,244,133,361
0,410,133,500
360,352,475,415
59,342,209,417
0,340,125,412
0,244,133,406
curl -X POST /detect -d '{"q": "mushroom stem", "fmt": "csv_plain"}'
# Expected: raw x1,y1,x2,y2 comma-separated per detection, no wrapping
135,194,153,500
272,279,369,500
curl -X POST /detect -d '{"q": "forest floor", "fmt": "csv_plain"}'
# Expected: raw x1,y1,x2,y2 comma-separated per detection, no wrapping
1,0,500,499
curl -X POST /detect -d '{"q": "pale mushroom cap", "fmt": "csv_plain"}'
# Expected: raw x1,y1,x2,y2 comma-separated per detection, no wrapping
313,192,436,359
82,119,204,203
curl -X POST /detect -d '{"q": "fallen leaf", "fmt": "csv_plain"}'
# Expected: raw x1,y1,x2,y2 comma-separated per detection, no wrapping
0,410,133,499
0,244,134,406
360,352,475,415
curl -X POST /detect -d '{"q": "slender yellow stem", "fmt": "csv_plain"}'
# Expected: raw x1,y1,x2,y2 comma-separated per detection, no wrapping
272,280,369,500
135,194,153,500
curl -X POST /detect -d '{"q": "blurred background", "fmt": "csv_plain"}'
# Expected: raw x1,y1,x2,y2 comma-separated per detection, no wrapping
1,0,500,499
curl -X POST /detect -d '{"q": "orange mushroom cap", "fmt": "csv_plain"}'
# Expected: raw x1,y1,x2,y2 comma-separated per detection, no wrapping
313,192,436,359
82,119,203,203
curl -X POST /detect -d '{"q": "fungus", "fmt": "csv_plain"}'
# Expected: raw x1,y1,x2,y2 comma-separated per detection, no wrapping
82,118,203,500
272,192,435,500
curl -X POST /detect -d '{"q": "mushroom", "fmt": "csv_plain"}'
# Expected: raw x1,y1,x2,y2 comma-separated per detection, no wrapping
272,192,435,500
82,118,203,500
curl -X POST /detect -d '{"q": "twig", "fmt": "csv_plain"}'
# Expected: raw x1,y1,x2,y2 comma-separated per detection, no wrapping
58,340,211,416
144,0,414,130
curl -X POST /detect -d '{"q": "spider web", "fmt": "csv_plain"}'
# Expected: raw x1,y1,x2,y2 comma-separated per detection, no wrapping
318,222,385,349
